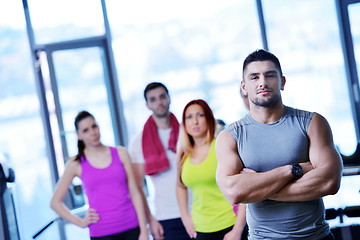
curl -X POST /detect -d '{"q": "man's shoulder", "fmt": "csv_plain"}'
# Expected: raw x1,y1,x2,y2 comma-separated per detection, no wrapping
285,105,314,117
129,131,143,148
283,106,315,125
227,114,250,129
128,132,144,162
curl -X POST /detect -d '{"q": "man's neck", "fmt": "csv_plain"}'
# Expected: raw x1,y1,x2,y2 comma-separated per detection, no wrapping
152,113,171,129
250,101,284,124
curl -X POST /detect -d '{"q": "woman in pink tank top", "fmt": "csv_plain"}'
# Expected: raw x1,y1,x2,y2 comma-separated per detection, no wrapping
50,111,149,240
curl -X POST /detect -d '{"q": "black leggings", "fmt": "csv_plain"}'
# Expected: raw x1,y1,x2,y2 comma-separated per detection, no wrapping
90,227,140,240
196,226,234,240
159,218,191,240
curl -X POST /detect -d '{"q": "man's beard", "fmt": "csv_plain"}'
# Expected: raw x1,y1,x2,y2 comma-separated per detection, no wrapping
251,93,281,108
153,105,170,118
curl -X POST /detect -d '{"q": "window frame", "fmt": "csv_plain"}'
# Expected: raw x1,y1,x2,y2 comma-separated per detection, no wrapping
335,0,360,166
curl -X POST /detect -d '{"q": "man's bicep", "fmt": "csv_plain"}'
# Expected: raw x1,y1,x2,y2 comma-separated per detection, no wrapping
307,113,342,193
308,114,342,168
216,131,243,176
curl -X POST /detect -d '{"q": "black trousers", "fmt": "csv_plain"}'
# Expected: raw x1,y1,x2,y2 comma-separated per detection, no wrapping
159,218,191,240
196,226,234,240
90,227,140,240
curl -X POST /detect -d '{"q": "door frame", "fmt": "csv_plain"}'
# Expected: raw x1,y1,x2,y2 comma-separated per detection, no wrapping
22,0,127,239
336,0,360,165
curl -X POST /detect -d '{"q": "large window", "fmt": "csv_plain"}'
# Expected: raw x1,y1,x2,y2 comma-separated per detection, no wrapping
27,0,104,44
262,0,356,155
349,3,360,98
49,47,116,156
0,1,60,239
107,0,262,141
0,1,360,239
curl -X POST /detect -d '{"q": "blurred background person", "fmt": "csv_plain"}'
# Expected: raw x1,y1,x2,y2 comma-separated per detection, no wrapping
129,82,190,240
50,111,149,240
215,119,226,136
176,99,246,240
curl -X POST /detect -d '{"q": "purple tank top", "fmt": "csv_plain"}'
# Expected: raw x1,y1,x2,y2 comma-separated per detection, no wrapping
80,147,139,237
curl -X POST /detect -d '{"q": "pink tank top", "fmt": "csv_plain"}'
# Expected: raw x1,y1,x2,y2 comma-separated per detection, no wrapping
80,147,139,237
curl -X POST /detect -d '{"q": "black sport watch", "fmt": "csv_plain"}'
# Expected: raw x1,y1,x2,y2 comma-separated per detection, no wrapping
291,163,303,180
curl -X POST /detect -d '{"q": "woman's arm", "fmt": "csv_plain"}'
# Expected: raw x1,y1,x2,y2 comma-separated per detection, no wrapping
176,182,196,239
118,147,149,240
129,134,164,239
50,159,99,227
224,204,247,240
132,162,164,240
176,154,196,239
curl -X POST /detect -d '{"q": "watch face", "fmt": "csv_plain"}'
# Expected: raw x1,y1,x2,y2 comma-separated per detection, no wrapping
292,163,303,179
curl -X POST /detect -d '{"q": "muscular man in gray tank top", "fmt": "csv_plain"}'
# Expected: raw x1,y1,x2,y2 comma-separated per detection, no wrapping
216,49,343,240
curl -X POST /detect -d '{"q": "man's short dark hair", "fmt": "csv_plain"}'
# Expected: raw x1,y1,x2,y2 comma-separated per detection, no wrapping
242,49,283,78
144,82,169,101
216,119,226,127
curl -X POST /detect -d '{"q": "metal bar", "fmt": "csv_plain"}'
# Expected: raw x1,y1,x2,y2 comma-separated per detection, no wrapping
256,0,269,50
100,0,129,146
22,1,66,239
335,0,360,142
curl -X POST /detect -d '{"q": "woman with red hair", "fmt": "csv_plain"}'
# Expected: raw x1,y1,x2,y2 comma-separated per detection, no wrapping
176,99,246,240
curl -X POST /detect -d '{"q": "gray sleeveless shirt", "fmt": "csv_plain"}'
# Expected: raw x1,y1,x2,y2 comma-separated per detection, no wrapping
226,106,330,240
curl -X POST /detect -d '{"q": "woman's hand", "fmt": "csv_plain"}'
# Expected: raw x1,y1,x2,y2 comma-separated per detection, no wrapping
224,227,243,240
223,228,243,240
80,208,99,228
182,214,197,239
138,229,150,240
149,217,164,240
